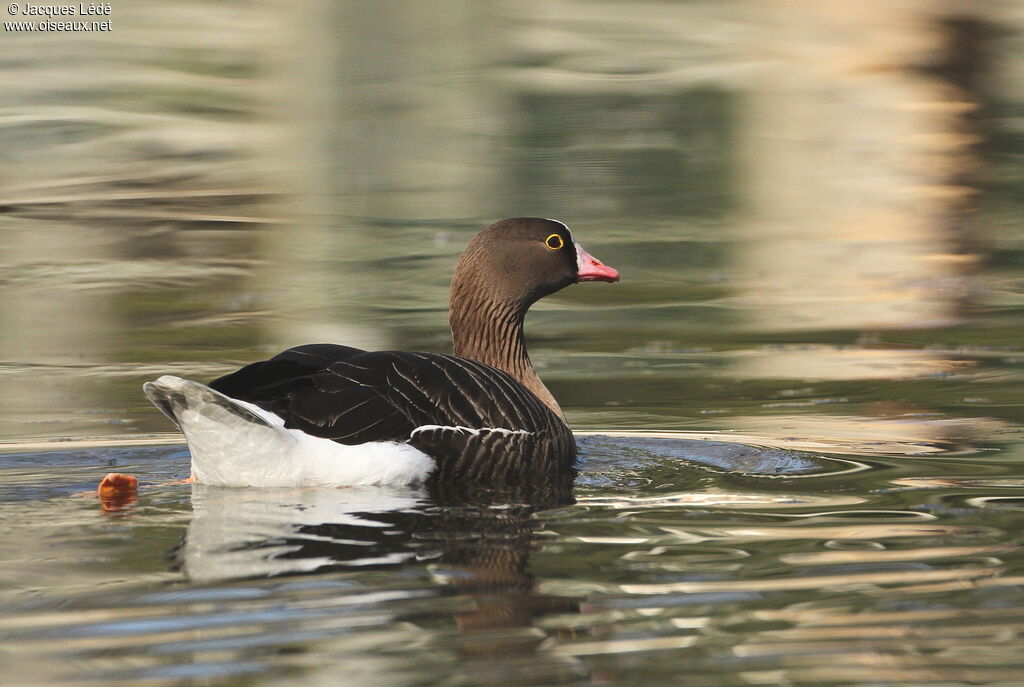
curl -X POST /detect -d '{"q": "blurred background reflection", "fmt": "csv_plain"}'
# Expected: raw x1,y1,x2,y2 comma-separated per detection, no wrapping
4,1,1024,451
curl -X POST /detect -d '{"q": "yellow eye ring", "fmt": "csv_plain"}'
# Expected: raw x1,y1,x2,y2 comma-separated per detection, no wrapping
545,233,564,251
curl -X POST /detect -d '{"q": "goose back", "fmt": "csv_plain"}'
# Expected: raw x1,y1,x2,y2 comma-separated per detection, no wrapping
210,343,577,481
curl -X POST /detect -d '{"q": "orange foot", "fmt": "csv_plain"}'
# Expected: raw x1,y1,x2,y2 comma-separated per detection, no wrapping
97,472,139,512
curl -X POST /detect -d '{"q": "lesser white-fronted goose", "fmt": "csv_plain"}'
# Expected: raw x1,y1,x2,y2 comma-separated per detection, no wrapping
144,218,619,487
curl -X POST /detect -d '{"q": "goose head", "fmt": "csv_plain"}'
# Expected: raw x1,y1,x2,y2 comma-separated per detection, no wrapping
451,218,618,312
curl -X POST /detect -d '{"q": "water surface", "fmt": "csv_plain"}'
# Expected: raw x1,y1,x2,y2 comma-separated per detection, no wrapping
4,1,1024,685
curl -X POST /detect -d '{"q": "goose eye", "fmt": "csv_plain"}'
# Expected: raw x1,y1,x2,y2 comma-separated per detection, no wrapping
545,233,565,251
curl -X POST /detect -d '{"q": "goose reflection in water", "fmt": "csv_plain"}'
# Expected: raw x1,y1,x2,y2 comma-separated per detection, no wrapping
171,474,580,667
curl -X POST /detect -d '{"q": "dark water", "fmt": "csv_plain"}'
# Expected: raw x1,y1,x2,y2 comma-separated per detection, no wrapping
4,1,1024,685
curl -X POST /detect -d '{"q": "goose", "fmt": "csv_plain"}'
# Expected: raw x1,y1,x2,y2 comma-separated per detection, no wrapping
143,218,619,487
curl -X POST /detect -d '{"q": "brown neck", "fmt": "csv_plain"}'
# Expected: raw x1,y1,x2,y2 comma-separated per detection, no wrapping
449,280,564,418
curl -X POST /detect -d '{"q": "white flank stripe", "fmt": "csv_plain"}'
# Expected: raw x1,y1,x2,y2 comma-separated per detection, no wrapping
410,424,531,437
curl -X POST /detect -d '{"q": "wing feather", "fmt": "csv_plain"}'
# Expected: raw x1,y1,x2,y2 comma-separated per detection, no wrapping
209,345,576,476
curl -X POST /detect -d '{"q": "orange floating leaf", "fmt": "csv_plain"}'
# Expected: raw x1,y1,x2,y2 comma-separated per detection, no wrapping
97,472,139,512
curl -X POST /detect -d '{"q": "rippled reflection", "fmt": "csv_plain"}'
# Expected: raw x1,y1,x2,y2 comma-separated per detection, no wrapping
178,486,429,582
3,436,1024,685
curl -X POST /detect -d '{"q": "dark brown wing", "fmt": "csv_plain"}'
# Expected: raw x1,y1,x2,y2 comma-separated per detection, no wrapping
208,344,576,476
210,344,413,443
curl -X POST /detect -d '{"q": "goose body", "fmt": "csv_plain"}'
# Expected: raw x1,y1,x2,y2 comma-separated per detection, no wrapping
144,218,619,487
